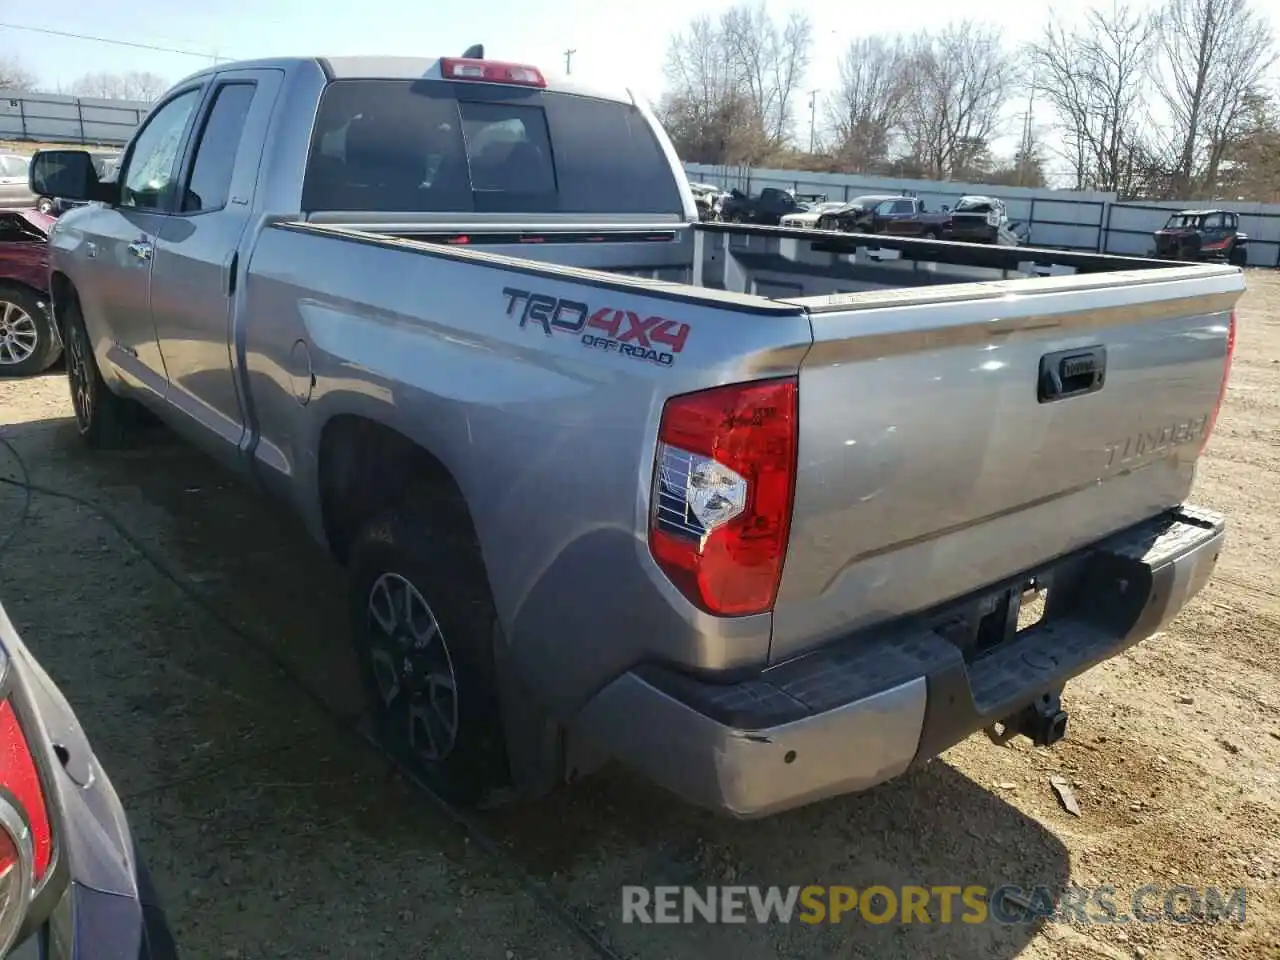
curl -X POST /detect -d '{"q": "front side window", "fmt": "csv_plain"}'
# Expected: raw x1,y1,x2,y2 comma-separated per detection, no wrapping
182,83,257,213
121,89,201,211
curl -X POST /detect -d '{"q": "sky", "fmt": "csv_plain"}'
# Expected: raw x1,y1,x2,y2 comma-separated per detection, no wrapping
0,0,1108,150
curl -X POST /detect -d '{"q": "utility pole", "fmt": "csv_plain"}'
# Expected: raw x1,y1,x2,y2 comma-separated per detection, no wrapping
1018,72,1036,187
808,90,819,153
563,48,576,75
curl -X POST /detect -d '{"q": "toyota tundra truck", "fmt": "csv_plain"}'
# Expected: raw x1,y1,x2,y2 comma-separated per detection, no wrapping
29,51,1241,819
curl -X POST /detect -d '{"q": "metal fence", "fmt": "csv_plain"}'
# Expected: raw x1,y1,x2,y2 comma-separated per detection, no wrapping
0,90,149,146
684,162,1280,268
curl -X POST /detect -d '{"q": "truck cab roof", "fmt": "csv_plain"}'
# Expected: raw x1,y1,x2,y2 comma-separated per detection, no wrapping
173,55,637,107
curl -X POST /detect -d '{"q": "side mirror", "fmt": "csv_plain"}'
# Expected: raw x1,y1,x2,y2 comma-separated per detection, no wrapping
29,150,114,205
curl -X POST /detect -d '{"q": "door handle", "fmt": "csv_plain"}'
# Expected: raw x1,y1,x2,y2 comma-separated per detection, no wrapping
1038,346,1107,402
127,240,153,261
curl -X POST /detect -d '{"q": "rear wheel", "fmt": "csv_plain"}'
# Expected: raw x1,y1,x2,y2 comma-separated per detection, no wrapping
62,297,141,448
348,497,511,806
922,228,940,241
1228,244,1247,267
0,285,60,377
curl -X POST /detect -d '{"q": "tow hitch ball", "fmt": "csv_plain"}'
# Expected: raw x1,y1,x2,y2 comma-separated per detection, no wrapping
986,691,1069,748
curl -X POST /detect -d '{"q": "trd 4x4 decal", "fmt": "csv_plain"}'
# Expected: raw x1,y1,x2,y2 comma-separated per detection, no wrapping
503,287,690,367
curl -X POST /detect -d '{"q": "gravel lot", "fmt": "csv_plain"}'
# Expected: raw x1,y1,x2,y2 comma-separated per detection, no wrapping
1,271,1277,960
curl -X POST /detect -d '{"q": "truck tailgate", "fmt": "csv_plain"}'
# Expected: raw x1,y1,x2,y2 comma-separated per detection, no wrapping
770,265,1242,661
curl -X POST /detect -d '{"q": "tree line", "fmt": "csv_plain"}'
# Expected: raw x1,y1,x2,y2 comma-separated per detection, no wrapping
0,56,168,103
660,0,1280,202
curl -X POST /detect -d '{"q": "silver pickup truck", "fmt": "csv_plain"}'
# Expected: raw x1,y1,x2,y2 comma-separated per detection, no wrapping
29,52,1241,819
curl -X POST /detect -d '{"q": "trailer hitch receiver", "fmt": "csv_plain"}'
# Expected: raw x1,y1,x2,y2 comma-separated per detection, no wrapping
985,691,1069,748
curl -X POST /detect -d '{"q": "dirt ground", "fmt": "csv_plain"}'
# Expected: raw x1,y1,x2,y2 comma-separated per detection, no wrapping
1,272,1278,960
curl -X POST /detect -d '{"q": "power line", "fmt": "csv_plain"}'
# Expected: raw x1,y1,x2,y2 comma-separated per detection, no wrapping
0,21,223,60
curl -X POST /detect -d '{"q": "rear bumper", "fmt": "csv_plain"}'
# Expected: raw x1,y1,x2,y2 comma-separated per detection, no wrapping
572,506,1224,818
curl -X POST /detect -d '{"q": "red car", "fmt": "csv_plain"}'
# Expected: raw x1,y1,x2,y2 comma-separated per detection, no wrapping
0,210,58,378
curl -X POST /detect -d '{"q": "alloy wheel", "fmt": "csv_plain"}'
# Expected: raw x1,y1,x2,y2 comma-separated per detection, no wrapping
365,572,460,763
66,321,94,431
0,300,38,367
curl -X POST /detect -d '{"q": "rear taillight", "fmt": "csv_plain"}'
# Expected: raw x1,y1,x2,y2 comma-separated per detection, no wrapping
1201,309,1237,453
648,378,798,617
440,57,547,87
0,698,52,952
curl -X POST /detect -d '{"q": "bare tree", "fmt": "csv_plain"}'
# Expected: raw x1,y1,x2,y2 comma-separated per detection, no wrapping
660,2,811,163
70,70,169,102
1218,90,1280,201
719,3,812,145
660,14,769,164
898,22,1015,180
772,11,813,145
825,36,910,171
0,55,37,91
1156,0,1277,196
1031,3,1159,194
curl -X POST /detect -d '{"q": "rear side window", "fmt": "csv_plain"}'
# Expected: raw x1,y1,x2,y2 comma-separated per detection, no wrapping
183,82,256,213
301,79,682,215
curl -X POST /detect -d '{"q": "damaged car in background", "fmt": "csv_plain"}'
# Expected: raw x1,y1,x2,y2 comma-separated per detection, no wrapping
1152,209,1249,267
0,209,57,377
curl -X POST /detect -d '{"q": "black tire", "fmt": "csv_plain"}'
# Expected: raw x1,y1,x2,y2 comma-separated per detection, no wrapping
61,296,140,448
35,196,53,215
348,497,510,806
1228,244,1247,267
0,284,60,377
922,228,940,241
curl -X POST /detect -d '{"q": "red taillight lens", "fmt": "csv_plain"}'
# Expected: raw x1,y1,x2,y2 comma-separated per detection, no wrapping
439,58,547,87
1201,309,1237,453
0,700,51,882
648,378,798,617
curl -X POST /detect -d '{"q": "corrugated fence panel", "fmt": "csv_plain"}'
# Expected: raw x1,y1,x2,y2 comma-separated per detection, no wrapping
0,90,149,146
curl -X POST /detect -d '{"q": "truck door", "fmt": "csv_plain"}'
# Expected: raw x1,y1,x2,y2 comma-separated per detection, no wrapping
74,85,204,395
150,68,283,464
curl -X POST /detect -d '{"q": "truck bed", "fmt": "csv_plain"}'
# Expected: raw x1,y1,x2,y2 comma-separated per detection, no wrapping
248,219,1238,685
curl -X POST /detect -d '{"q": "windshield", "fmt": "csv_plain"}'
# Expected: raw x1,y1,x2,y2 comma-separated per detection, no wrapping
1164,214,1201,229
302,80,683,215
0,155,30,178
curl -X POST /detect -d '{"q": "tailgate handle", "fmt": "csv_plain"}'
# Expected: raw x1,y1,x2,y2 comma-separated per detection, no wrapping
1038,346,1106,402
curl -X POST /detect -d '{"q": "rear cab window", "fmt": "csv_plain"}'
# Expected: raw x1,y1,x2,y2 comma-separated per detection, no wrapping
301,79,683,216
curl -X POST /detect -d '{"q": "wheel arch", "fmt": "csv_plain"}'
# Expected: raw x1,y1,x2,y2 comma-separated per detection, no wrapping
48,271,78,338
315,413,477,567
